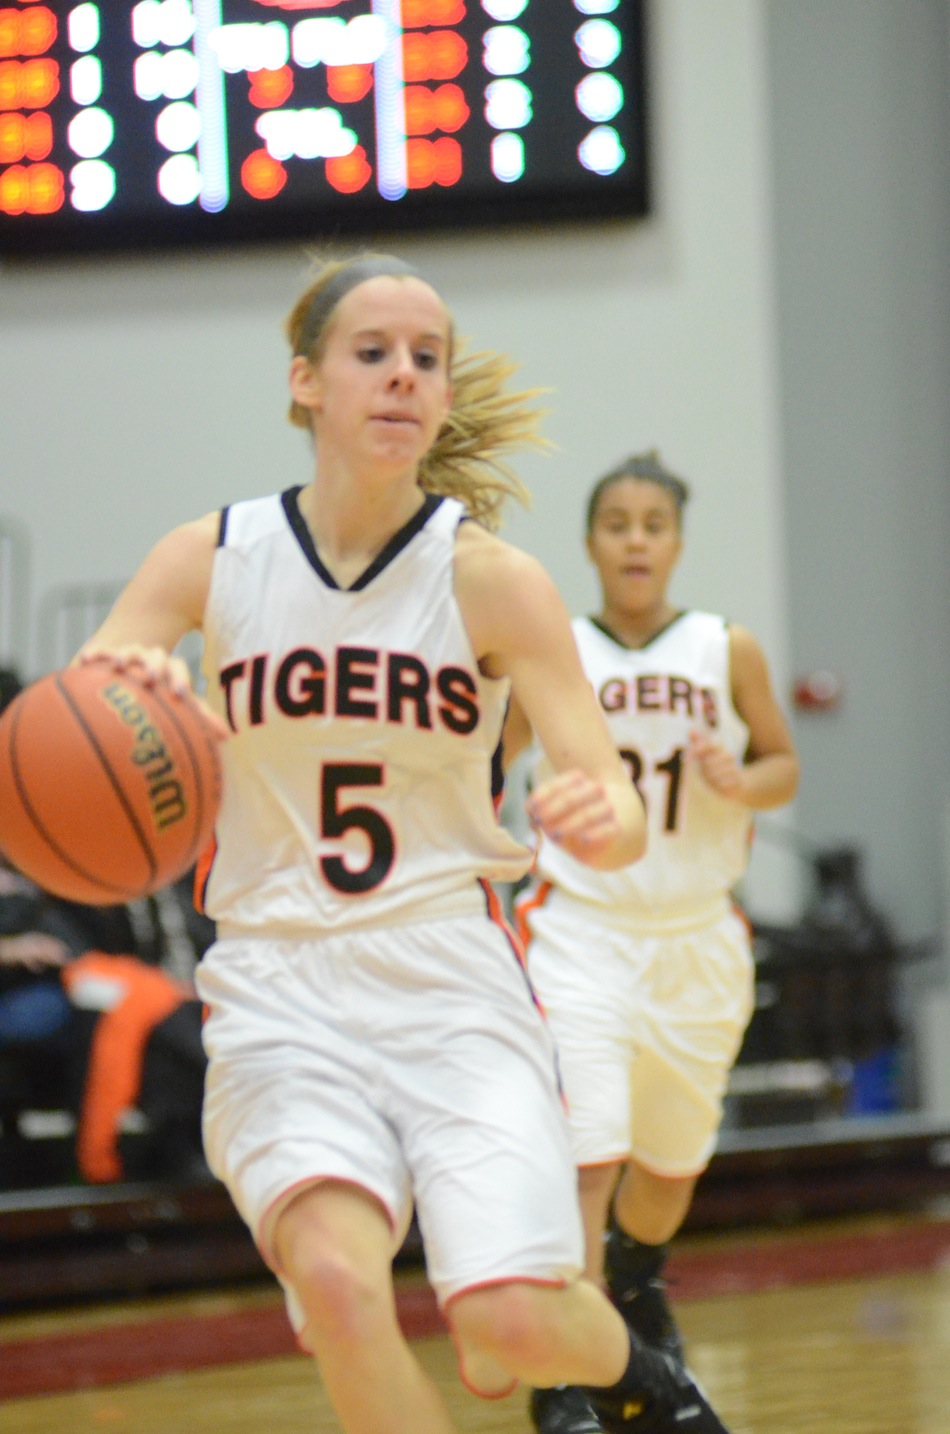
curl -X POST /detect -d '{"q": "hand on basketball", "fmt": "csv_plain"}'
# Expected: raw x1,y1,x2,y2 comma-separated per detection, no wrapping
688,729,746,800
526,769,621,862
79,643,191,694
78,646,229,741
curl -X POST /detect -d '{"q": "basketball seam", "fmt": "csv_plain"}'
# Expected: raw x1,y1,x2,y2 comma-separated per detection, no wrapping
145,683,215,874
7,691,144,900
54,670,158,893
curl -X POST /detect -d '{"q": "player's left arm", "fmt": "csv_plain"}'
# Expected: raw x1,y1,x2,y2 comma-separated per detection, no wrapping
501,692,533,770
456,528,645,870
689,624,799,809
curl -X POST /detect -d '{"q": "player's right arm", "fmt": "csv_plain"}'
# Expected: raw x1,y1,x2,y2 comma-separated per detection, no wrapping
75,513,219,700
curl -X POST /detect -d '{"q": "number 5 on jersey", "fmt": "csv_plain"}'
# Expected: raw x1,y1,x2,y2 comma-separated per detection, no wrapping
320,763,395,894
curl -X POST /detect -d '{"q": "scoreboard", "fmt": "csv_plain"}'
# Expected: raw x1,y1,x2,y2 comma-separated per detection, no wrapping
0,0,647,256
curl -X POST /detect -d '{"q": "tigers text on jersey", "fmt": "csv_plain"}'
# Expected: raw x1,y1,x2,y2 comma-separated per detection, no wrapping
199,489,531,933
534,612,752,914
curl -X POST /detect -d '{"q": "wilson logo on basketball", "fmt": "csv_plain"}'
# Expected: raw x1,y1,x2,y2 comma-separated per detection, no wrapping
101,681,187,831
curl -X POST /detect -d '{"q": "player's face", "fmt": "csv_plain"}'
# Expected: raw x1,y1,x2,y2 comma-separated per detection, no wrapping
293,276,453,477
586,478,683,614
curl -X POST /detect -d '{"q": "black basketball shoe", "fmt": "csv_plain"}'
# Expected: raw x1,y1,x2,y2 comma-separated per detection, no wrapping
604,1224,684,1363
587,1333,732,1433
530,1384,605,1434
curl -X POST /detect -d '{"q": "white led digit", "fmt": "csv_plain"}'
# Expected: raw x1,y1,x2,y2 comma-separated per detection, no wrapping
297,110,356,160
484,78,532,131
574,0,619,14
157,0,197,49
67,108,114,160
256,109,356,162
155,101,202,153
574,19,621,69
292,18,345,69
483,26,530,77
291,13,387,68
575,72,622,123
208,23,289,75
132,1,163,50
256,111,296,162
70,56,103,107
481,0,528,19
158,153,202,205
162,49,200,100
70,158,116,211
339,15,389,65
490,131,524,182
134,51,164,101
578,124,624,175
68,4,100,54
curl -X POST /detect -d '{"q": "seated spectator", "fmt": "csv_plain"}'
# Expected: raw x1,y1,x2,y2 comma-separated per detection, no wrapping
0,853,211,1185
1,662,214,1186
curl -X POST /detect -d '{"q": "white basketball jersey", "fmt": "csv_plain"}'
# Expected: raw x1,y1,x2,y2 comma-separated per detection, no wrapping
199,489,531,933
535,613,752,913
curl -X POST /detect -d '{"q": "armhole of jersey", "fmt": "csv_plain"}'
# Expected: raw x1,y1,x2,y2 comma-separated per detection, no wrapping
217,507,230,548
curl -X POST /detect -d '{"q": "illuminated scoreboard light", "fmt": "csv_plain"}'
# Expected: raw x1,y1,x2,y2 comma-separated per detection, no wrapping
0,0,647,256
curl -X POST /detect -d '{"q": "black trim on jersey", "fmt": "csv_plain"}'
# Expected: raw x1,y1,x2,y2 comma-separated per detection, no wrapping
281,487,445,592
217,507,229,547
589,611,689,652
490,738,505,803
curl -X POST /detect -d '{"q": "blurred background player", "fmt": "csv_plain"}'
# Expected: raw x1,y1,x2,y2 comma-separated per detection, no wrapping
507,451,800,1434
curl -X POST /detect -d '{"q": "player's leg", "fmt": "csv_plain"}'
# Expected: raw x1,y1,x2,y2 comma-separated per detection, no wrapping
273,1180,460,1434
449,1277,732,1433
578,1160,622,1282
606,912,755,1369
408,913,730,1432
607,1162,697,1360
513,897,636,1434
521,1165,619,1434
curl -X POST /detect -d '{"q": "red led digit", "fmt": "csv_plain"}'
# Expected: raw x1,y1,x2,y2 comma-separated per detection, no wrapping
241,148,287,200
326,144,371,194
0,161,29,213
0,6,56,58
326,64,372,104
403,31,467,83
404,84,434,136
0,57,59,109
432,135,461,185
401,0,465,25
404,83,468,136
0,11,19,59
27,157,62,212
248,66,294,109
433,82,467,132
0,109,22,161
25,108,51,159
21,6,56,56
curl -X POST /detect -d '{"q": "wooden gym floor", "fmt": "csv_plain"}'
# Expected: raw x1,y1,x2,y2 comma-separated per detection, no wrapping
3,1211,950,1433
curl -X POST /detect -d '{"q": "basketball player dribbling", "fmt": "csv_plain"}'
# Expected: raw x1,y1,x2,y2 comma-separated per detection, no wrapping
507,452,800,1434
77,259,736,1434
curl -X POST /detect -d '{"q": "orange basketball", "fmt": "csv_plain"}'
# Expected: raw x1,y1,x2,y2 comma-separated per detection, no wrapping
0,660,223,905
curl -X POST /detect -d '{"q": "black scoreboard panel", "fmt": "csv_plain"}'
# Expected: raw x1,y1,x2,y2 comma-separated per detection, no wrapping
0,0,647,256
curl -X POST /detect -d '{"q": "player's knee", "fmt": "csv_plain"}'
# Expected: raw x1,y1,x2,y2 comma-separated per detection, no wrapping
449,1282,554,1370
288,1247,388,1345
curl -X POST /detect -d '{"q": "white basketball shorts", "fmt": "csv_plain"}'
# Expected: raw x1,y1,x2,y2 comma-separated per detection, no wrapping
196,905,584,1307
520,889,755,1176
